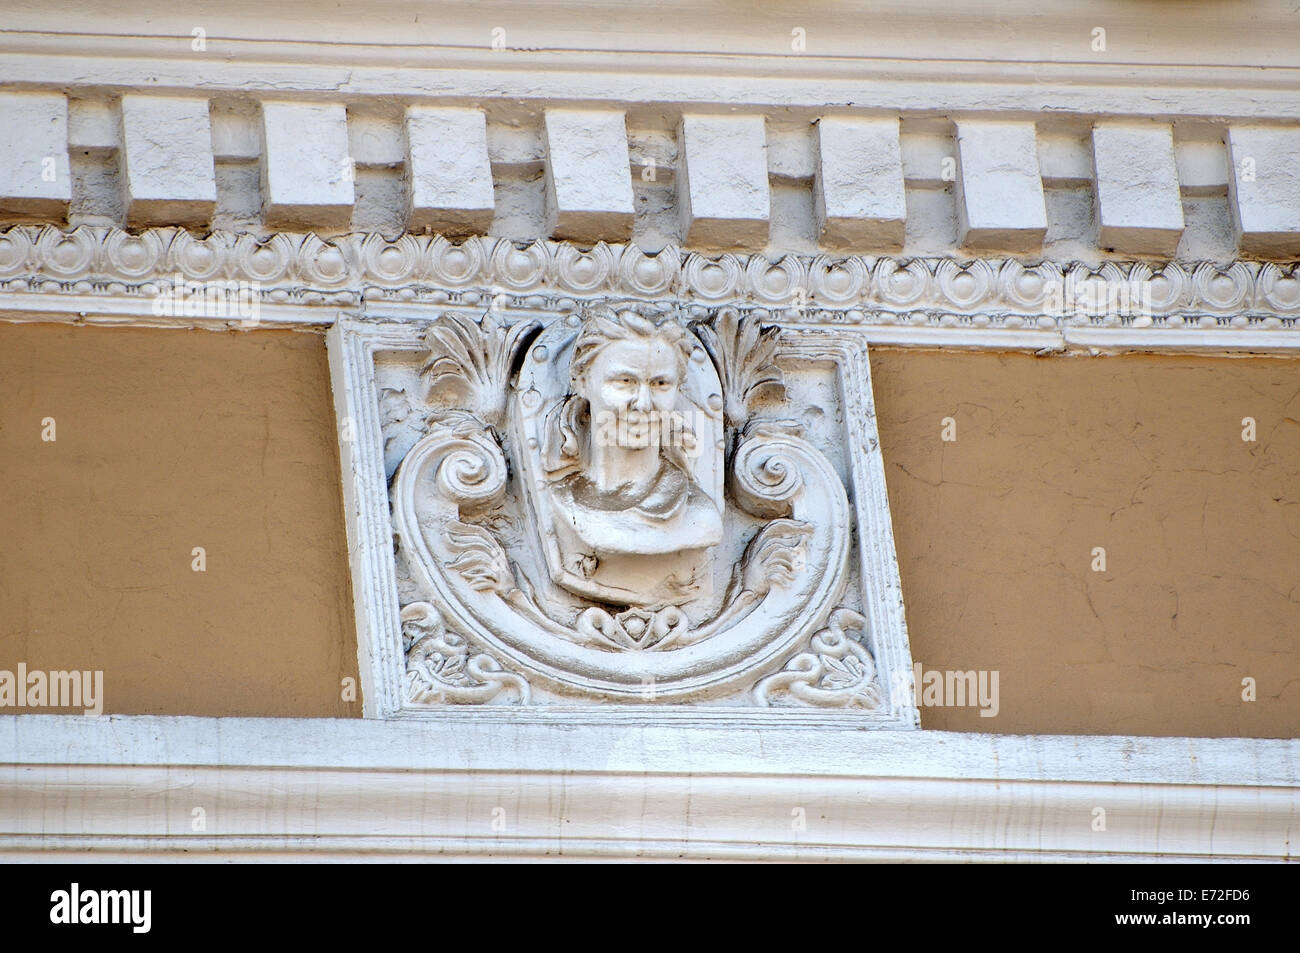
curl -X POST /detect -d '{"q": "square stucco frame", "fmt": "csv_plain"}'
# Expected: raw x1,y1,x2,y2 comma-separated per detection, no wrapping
326,306,920,728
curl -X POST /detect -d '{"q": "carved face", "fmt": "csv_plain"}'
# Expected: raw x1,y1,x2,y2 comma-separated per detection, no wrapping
581,337,681,449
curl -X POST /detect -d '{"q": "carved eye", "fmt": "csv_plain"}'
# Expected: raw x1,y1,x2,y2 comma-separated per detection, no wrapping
652,378,672,389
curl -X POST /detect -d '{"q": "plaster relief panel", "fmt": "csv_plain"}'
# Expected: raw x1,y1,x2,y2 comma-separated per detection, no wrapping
339,300,917,724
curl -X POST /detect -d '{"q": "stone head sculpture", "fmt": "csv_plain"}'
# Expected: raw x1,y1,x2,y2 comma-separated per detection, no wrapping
535,306,723,606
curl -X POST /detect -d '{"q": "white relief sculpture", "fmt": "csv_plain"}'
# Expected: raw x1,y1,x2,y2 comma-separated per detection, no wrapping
753,608,883,709
528,308,723,605
402,602,529,705
389,302,862,704
422,311,537,429
689,306,786,429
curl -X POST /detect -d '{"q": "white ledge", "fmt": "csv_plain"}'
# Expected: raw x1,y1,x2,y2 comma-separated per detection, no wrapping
0,715,1295,861
4,34,1300,119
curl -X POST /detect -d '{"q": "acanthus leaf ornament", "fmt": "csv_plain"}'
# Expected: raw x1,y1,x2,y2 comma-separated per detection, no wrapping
421,310,540,429
444,522,516,595
690,306,786,429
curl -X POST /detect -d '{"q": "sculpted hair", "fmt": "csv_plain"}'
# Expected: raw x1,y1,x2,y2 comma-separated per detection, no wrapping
568,308,694,392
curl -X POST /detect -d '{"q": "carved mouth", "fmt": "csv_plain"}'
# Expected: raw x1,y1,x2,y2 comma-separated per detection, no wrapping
619,411,652,446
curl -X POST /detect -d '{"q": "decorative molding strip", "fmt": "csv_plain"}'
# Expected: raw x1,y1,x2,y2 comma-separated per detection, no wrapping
2,227,1299,332
1,715,1296,861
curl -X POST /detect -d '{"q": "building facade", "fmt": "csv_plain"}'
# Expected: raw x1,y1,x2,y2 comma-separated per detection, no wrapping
1,0,1297,860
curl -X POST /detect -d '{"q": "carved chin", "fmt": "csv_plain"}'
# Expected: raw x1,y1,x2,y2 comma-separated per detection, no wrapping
621,426,652,447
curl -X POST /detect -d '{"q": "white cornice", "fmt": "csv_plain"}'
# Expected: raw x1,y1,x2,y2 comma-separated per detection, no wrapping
4,0,1300,118
0,715,1295,861
4,1,1300,69
3,43,1300,120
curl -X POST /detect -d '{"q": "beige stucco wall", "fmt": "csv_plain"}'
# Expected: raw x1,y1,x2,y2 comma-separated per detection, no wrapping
871,347,1299,737
2,324,1296,737
0,322,360,717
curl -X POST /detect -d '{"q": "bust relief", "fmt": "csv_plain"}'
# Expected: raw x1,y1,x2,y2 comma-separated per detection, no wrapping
391,302,889,711
533,308,724,605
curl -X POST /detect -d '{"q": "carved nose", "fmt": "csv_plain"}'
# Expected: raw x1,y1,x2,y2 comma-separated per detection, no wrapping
632,384,652,411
